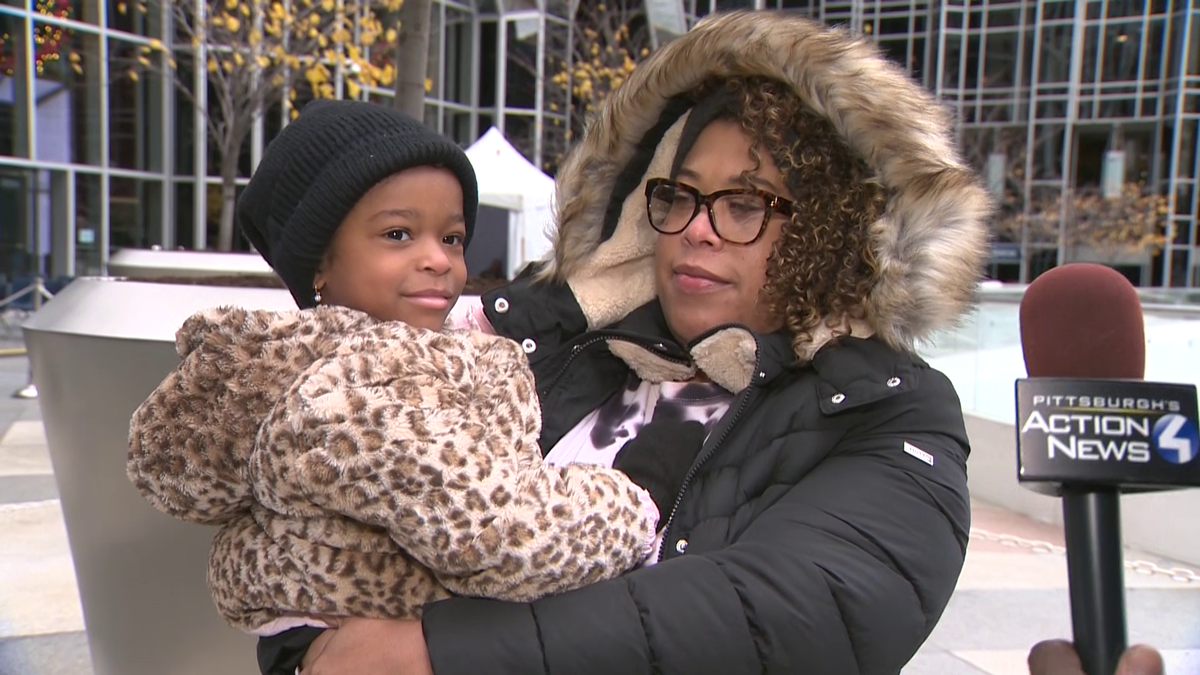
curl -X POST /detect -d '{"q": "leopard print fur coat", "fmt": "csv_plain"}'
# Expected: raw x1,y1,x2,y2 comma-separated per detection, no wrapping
126,305,658,634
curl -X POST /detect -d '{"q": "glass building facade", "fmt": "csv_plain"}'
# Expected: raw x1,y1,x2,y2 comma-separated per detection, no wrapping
0,0,570,280
758,0,1199,286
1,0,1198,286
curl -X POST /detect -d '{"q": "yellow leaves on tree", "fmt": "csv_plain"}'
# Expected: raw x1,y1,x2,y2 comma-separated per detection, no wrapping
529,1,653,171
552,14,647,123
995,182,1170,261
131,0,402,106
123,0,406,251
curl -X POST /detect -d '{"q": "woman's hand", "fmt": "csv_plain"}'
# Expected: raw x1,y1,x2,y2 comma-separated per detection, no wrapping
1027,640,1164,675
301,618,432,675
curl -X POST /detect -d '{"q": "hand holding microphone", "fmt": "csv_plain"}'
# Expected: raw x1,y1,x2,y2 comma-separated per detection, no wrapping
1028,641,1165,675
1015,263,1200,675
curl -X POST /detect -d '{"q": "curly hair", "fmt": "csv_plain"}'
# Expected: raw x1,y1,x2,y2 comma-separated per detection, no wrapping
698,76,886,358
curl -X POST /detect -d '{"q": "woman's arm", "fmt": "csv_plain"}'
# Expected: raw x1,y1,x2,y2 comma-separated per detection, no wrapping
417,371,972,675
263,373,970,675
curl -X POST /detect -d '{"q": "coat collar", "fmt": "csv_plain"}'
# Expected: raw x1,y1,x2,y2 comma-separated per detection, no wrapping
602,300,915,400
603,300,798,394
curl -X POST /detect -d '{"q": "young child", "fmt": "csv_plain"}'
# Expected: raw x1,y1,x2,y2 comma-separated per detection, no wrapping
126,100,703,636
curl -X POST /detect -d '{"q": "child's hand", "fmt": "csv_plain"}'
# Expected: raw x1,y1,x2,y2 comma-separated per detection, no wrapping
612,420,707,527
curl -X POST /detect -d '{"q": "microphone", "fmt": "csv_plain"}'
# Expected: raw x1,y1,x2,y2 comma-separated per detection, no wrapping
1014,263,1200,675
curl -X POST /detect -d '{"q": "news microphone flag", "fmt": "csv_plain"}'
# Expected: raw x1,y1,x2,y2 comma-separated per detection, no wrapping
1016,379,1200,493
1015,263,1200,675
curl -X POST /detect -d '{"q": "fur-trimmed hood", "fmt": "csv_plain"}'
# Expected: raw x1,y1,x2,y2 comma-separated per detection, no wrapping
541,11,992,377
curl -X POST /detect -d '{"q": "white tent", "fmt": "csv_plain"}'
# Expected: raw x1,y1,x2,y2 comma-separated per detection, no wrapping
465,127,556,279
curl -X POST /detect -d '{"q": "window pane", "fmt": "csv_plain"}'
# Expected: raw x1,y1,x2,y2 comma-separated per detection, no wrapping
445,109,472,146
174,180,194,250
109,36,166,171
423,101,438,130
543,18,569,170
108,0,163,38
1188,16,1200,77
979,30,1017,90
427,2,442,101
1102,22,1142,83
32,0,94,25
477,21,497,108
202,181,250,251
504,113,535,164
173,51,196,175
0,14,31,158
1030,124,1067,180
1175,184,1195,219
445,6,475,106
53,0,101,25
110,176,162,250
205,181,221,249
33,22,102,165
505,19,537,110
0,167,37,279
74,171,102,275
942,35,962,90
1038,25,1074,83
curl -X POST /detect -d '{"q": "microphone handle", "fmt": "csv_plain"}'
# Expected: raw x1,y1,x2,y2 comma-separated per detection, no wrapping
1062,487,1128,675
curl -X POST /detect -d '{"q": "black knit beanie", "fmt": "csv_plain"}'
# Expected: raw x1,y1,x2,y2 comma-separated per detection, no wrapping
237,99,479,309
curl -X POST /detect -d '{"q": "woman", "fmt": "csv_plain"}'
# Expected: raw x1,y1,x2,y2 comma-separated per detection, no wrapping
261,10,993,674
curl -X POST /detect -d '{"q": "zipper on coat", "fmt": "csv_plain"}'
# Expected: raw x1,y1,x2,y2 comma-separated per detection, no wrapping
657,342,764,562
538,333,691,399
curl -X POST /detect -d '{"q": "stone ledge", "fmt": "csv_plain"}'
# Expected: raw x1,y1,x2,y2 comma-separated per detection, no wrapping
964,413,1200,568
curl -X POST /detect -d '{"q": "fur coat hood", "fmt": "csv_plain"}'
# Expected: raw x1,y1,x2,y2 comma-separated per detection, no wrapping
541,10,992,386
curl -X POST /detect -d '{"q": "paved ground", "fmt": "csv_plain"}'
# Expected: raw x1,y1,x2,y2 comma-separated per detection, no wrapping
0,354,95,675
0,352,1197,675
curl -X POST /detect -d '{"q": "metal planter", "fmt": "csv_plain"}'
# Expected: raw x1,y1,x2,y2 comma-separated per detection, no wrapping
22,277,294,675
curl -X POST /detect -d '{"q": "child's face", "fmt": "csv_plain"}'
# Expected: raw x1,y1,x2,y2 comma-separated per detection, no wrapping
313,166,468,330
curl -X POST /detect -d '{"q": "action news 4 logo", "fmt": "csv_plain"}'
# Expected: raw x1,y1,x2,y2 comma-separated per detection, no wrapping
1015,378,1200,489
1153,414,1200,464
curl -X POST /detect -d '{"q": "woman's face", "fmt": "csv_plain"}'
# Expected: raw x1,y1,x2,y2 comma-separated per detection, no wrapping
313,166,468,330
653,119,788,345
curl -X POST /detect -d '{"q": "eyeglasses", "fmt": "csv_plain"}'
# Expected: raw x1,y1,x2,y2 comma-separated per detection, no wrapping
644,177,795,245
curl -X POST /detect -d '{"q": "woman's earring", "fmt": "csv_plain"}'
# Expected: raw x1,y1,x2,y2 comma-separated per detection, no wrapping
313,288,323,305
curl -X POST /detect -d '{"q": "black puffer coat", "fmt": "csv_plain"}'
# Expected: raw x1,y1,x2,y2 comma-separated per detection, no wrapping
419,284,975,675
258,10,994,675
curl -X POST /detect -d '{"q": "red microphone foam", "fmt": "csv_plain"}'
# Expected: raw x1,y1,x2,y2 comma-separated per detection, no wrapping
1019,263,1146,380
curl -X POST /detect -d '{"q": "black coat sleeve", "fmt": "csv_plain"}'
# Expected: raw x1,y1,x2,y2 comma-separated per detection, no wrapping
422,377,972,675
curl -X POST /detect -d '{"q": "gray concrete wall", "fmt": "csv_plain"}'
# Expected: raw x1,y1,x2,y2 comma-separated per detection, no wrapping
964,413,1200,567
